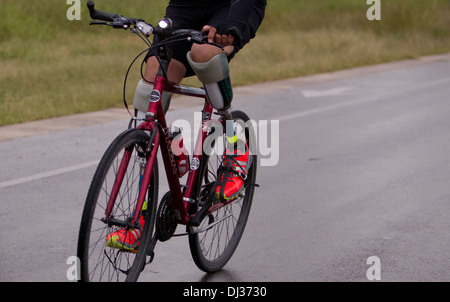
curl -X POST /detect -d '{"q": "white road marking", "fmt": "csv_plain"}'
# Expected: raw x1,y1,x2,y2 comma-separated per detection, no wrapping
302,86,354,98
1,77,449,189
0,160,99,189
278,77,450,123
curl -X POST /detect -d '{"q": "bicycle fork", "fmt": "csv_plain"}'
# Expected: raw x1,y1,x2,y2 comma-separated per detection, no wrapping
103,131,160,229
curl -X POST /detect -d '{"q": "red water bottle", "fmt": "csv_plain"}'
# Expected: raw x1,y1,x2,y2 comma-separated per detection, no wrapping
170,128,189,177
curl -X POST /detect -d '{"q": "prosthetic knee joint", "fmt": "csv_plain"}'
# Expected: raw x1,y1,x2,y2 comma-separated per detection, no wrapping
187,52,233,110
133,79,172,117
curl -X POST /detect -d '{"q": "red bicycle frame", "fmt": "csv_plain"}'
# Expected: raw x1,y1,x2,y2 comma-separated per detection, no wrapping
104,70,219,228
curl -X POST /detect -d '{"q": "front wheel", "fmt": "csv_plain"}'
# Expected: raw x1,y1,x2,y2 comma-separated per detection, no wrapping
77,129,158,282
188,110,257,273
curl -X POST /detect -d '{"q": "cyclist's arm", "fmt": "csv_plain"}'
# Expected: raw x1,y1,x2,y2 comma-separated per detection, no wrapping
205,0,258,47
227,0,256,35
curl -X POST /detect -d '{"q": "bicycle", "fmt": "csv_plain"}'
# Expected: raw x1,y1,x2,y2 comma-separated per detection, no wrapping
77,1,258,282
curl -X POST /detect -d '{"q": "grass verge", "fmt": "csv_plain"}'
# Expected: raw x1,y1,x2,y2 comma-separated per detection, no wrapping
1,0,449,125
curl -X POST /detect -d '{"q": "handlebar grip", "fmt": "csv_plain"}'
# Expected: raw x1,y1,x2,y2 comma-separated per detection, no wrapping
87,1,118,22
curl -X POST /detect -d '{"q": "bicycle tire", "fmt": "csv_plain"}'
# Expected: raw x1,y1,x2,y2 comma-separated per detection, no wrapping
188,110,257,273
77,128,158,282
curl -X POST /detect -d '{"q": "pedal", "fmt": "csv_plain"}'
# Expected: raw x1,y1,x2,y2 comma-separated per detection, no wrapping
146,250,155,265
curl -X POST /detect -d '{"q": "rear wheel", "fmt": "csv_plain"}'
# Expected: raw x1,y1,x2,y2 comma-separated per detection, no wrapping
188,110,257,272
77,129,158,282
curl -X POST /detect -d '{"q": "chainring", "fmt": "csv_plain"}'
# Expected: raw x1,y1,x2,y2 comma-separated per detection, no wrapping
155,192,178,242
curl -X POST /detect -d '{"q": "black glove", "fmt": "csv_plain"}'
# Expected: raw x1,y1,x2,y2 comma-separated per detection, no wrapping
213,22,244,48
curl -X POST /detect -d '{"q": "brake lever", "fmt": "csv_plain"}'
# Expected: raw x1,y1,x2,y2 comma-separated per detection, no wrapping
189,32,224,50
112,20,130,29
90,21,111,26
209,41,225,50
90,16,132,30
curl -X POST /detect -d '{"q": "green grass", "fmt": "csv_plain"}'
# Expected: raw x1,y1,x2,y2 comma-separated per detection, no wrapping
1,0,450,125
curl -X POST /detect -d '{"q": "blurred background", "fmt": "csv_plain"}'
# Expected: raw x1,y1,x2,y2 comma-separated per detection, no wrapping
1,0,449,125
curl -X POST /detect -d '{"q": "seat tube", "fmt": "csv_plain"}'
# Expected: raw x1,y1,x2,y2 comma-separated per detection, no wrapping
183,101,213,211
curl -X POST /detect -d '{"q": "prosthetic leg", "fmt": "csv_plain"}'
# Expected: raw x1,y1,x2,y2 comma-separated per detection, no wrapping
187,52,249,202
133,79,173,121
186,52,233,111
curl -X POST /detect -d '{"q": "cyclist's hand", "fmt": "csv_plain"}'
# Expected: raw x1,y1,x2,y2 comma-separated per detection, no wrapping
202,25,235,47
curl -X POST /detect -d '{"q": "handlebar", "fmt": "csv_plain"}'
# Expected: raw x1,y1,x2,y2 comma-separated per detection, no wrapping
87,1,119,22
86,1,224,49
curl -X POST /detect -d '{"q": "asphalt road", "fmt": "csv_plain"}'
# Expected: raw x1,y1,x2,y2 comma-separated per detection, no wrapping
1,54,449,282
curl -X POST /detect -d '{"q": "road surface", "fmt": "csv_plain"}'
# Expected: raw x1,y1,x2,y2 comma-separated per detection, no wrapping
1,54,449,282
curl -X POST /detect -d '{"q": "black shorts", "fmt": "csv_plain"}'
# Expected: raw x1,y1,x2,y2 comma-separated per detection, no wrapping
146,0,263,77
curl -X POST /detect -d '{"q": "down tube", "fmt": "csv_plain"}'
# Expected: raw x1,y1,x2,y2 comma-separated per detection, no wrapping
132,132,160,224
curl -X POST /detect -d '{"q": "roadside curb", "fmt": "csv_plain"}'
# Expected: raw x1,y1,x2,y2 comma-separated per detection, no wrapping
1,52,449,142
